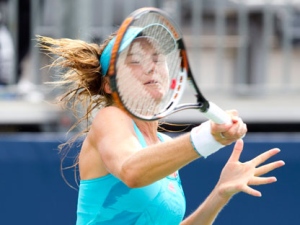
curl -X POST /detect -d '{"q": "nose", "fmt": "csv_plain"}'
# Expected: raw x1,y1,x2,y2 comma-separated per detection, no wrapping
143,58,156,75
146,67,154,75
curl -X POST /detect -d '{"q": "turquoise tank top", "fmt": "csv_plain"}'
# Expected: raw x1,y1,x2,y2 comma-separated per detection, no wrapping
76,123,186,225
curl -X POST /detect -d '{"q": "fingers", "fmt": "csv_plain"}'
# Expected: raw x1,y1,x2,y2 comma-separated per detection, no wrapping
210,110,247,145
210,122,233,145
211,121,232,134
249,176,277,186
224,116,247,140
228,139,244,162
243,185,262,197
255,160,285,177
226,109,239,117
251,148,282,166
217,139,285,199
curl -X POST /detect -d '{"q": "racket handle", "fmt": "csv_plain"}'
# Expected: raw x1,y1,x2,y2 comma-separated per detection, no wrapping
203,102,231,124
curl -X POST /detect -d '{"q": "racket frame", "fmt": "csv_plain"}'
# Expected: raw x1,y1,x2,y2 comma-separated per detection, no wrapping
107,7,229,123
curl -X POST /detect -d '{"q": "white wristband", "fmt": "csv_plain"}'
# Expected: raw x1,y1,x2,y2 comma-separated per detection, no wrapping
190,121,224,158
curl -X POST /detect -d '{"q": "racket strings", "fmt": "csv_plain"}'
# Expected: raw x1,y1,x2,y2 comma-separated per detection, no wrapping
116,12,184,119
132,12,175,55
117,51,161,116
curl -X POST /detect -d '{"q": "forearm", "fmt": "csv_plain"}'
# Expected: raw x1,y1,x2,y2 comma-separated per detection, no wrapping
121,133,199,187
181,187,231,225
121,123,230,187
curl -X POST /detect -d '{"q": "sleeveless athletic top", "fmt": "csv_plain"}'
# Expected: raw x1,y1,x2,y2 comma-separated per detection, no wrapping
76,122,186,225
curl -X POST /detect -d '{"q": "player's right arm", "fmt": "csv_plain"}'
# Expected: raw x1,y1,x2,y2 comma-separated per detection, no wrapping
86,106,245,188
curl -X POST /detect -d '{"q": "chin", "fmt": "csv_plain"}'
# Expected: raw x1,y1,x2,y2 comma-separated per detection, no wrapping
149,90,165,101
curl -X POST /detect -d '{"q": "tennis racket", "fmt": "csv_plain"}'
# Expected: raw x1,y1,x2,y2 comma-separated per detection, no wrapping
106,7,230,124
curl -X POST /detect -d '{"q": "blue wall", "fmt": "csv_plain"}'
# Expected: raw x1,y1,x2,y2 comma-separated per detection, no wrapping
179,134,300,225
0,133,299,225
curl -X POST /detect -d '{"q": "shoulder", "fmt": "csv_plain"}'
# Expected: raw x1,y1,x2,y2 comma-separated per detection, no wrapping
93,106,132,127
89,106,134,140
95,105,128,118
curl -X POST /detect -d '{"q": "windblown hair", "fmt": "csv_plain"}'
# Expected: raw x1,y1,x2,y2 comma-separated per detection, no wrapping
36,33,116,187
36,33,187,188
36,34,116,126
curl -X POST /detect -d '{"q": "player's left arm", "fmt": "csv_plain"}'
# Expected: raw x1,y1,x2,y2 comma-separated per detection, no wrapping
180,139,285,225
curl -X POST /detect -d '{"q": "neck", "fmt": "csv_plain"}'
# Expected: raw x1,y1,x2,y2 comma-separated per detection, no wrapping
133,119,160,144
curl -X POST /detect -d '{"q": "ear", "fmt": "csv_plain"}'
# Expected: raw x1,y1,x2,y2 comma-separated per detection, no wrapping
104,78,112,94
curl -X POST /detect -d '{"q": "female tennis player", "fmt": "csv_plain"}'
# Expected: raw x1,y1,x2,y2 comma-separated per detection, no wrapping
37,23,284,225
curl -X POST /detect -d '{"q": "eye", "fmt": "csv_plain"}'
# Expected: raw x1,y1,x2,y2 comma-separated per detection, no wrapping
130,59,141,64
153,53,165,63
127,54,142,65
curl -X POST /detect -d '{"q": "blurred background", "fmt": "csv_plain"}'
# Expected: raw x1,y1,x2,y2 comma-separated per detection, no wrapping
0,0,299,225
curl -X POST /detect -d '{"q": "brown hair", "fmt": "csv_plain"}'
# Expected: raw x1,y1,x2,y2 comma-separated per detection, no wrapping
36,33,187,187
36,33,116,187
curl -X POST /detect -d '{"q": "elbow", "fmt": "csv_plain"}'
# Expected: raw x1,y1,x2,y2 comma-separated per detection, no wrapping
120,164,145,188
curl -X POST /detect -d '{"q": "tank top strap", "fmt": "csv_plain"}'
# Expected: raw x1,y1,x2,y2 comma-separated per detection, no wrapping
157,132,166,142
133,121,148,148
132,121,166,147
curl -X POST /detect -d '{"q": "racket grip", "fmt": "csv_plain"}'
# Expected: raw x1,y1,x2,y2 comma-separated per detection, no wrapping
203,102,231,124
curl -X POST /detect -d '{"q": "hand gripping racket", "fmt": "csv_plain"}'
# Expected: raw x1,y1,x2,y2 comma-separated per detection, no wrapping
105,7,231,124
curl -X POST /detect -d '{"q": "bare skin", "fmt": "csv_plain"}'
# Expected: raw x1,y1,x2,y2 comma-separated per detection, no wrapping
78,37,284,225
181,140,284,225
79,106,284,225
123,37,169,100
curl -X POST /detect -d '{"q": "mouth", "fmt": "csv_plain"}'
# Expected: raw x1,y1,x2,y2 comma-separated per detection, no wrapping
144,80,159,85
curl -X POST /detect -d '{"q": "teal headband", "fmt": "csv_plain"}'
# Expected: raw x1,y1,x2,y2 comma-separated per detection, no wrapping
100,23,176,76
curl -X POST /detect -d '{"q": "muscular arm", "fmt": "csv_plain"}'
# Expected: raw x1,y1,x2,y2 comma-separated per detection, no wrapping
90,106,199,187
89,106,245,188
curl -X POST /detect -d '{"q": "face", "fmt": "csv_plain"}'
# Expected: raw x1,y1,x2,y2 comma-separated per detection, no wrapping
115,37,171,116
118,37,170,101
